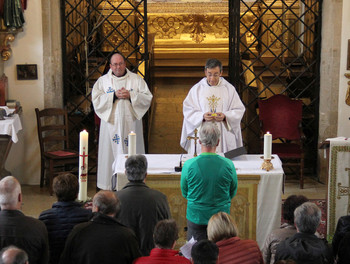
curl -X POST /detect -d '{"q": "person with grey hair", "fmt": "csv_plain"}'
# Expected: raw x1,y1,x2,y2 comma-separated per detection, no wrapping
116,155,171,255
0,246,29,264
60,190,141,264
180,58,245,155
0,176,49,264
275,202,333,263
181,122,238,241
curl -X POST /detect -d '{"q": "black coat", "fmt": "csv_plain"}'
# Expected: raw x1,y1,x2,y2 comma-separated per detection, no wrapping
0,210,49,264
59,213,141,264
332,215,350,256
39,201,92,264
275,232,333,264
116,182,171,256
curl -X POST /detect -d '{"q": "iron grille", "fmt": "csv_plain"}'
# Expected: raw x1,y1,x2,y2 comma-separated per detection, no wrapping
61,0,148,170
229,0,322,173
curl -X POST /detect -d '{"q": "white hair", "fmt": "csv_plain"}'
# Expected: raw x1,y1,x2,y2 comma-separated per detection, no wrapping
0,176,21,207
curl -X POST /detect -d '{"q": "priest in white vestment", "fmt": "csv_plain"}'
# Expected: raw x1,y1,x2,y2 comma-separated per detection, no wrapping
181,58,245,154
92,53,152,190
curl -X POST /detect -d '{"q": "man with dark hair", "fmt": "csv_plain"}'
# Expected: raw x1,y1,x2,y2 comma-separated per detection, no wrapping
0,246,29,264
60,190,141,264
262,195,309,264
181,122,238,241
275,202,333,263
0,176,49,264
92,52,153,190
134,219,191,263
116,154,171,255
181,58,245,155
191,240,218,264
39,172,92,264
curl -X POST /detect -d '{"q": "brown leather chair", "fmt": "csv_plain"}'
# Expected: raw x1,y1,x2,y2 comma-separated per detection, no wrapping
35,108,78,195
258,94,305,188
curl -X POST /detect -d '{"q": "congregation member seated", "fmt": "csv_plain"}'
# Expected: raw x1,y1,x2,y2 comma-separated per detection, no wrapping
60,190,141,264
116,154,171,255
191,239,219,264
0,246,29,264
207,212,263,264
275,202,333,263
261,195,308,264
332,213,350,257
39,172,92,264
335,231,350,264
134,219,191,264
0,176,49,264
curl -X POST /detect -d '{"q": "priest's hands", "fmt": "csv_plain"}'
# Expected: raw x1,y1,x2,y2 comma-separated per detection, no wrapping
203,112,225,122
115,87,130,99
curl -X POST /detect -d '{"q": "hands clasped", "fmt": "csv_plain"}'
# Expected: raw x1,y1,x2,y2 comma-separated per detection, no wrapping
203,112,225,122
115,87,130,99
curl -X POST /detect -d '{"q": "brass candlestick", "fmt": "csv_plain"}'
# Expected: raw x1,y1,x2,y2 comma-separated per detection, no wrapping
261,156,274,171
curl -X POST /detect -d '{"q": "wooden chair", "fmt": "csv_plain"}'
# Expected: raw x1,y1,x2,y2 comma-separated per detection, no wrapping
258,94,305,188
35,108,79,195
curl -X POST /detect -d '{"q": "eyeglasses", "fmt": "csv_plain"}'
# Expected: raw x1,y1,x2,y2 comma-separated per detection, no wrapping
110,62,125,67
207,73,220,78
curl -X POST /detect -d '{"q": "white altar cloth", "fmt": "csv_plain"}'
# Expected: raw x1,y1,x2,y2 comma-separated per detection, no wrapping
112,154,284,247
0,107,22,143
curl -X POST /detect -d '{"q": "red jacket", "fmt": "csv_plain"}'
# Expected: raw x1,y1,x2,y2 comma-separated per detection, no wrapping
133,248,191,264
216,237,263,264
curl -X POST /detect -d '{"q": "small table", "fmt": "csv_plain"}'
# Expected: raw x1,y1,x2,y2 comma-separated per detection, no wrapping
113,154,284,247
0,107,22,177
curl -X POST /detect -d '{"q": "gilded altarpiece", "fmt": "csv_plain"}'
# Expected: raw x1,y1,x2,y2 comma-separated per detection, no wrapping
146,173,259,247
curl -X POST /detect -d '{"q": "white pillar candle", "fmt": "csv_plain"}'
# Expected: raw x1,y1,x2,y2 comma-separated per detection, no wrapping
263,131,272,160
128,131,136,156
78,130,89,201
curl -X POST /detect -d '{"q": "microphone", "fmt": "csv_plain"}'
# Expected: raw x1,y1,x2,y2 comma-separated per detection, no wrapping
175,139,188,172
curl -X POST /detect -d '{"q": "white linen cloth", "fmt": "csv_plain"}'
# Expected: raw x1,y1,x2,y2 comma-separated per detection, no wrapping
0,107,22,143
180,77,245,154
113,154,284,247
92,69,152,190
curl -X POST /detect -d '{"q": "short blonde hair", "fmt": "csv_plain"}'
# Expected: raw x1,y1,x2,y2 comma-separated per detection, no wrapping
207,212,238,243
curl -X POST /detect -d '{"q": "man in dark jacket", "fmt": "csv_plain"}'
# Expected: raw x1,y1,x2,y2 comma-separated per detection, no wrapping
275,202,333,263
0,176,49,264
39,172,92,264
116,154,171,255
60,190,141,264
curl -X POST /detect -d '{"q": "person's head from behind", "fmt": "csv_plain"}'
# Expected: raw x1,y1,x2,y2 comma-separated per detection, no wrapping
191,239,218,264
0,245,28,264
125,154,147,182
53,172,79,202
110,53,126,77
205,59,222,86
283,195,308,225
93,190,121,218
0,176,22,210
199,122,220,149
153,219,179,249
294,202,321,234
207,212,238,243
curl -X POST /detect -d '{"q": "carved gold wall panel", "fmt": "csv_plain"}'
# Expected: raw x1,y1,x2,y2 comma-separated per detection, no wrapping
146,173,259,247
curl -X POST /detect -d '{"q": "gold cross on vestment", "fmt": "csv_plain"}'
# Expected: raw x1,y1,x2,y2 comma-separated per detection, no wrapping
187,129,199,157
337,168,350,214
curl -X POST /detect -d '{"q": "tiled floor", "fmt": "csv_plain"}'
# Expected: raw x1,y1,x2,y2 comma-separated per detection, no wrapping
21,175,327,218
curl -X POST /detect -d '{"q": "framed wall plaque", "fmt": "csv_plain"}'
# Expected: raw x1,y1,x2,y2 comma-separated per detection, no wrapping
16,64,38,80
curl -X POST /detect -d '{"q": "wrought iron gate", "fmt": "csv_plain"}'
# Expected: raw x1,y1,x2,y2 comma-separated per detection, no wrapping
229,0,322,173
61,0,148,168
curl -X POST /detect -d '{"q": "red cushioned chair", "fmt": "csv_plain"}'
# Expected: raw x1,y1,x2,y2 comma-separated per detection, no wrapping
258,94,305,188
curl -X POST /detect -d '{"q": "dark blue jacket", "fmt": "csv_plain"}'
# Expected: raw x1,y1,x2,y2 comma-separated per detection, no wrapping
39,201,92,264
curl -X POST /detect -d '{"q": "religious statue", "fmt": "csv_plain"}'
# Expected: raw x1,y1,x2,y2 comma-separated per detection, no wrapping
0,0,27,29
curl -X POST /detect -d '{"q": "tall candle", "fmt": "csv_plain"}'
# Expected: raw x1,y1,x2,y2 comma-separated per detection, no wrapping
78,130,89,201
128,131,136,156
263,131,272,160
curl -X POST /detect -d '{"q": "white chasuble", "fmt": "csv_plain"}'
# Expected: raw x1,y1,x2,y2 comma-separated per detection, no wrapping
92,69,152,189
181,77,245,154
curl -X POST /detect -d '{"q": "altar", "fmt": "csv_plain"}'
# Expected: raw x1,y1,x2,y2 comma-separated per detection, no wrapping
113,154,284,247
